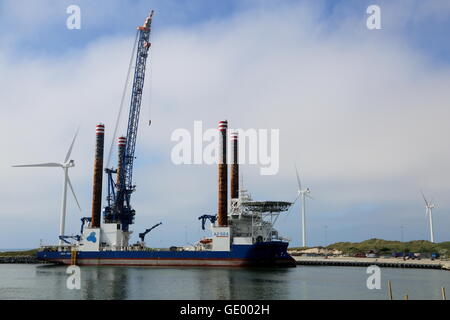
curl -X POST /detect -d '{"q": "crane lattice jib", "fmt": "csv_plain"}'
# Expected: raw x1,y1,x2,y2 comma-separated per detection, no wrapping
124,11,153,191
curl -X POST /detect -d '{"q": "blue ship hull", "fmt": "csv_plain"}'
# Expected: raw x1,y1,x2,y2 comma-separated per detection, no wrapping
37,241,296,267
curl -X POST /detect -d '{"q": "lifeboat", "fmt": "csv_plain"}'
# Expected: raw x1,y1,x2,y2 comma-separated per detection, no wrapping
199,238,212,244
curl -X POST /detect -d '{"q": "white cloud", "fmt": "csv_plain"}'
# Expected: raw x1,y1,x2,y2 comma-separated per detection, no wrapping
1,1,450,248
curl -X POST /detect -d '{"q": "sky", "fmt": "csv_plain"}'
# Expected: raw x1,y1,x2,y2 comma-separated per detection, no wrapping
1,0,450,248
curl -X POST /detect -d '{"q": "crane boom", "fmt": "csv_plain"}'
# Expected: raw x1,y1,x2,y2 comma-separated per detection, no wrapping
124,11,154,190
139,222,163,242
104,12,154,231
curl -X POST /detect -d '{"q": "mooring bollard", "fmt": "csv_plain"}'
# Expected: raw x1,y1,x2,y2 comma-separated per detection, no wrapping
387,280,393,300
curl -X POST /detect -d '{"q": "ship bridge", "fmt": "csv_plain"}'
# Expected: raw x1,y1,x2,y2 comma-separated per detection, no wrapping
240,200,292,213
226,189,293,244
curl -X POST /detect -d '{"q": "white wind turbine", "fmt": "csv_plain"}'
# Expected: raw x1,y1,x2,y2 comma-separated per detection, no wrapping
295,165,313,247
421,190,435,243
13,130,81,245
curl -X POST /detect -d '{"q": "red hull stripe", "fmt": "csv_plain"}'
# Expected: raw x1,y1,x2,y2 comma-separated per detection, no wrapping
46,257,247,261
62,263,245,267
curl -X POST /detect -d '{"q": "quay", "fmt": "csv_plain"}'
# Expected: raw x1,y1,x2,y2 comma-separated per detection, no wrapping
294,256,450,270
0,255,42,264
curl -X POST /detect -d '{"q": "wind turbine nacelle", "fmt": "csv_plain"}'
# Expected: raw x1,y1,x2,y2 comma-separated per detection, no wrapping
64,160,75,168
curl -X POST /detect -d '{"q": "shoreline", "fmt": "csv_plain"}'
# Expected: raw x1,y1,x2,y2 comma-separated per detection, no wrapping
0,255,42,264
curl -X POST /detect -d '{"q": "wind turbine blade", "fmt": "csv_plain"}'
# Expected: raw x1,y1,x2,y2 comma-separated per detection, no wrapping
420,190,429,207
306,194,314,200
292,193,301,205
64,128,79,163
12,163,62,168
285,193,301,218
67,175,81,211
294,164,302,191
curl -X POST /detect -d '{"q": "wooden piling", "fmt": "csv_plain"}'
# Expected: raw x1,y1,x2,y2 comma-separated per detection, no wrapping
388,280,393,300
70,250,77,265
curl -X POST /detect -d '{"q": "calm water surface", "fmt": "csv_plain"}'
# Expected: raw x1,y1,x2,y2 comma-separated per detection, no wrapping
0,264,448,299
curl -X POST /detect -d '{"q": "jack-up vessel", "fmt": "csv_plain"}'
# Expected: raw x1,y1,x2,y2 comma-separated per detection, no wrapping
37,12,296,267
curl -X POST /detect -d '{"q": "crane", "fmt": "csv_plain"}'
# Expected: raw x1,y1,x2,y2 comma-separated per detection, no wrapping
139,222,163,242
104,11,154,231
198,215,217,230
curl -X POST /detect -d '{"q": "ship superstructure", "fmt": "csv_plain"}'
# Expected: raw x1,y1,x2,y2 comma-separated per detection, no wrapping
195,187,293,252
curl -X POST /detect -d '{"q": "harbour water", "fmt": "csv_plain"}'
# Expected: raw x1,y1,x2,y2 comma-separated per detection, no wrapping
0,264,449,300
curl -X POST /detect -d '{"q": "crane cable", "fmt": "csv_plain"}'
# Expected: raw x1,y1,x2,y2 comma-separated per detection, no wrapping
106,30,139,169
147,28,153,126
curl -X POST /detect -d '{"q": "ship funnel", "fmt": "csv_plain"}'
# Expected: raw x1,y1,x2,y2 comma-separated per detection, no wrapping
91,123,105,228
218,120,228,227
230,132,239,199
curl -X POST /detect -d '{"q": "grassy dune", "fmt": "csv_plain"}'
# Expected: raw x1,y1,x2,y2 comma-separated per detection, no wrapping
0,249,38,257
291,238,450,255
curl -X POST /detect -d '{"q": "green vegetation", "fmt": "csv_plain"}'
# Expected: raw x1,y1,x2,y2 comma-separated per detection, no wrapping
291,239,450,256
0,249,38,257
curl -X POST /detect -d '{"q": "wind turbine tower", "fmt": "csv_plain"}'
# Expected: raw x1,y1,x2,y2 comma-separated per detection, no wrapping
295,165,313,247
421,191,435,243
